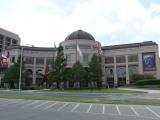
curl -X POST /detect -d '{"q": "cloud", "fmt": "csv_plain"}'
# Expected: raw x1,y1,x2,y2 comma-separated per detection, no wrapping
0,0,160,48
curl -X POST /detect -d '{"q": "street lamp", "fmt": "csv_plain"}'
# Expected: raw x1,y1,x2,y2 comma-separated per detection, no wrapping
19,44,33,94
19,46,23,94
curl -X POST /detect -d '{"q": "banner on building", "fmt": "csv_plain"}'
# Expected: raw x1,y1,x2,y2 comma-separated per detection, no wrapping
142,52,156,71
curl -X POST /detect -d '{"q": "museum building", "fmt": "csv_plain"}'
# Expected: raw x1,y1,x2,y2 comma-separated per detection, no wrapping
1,29,160,87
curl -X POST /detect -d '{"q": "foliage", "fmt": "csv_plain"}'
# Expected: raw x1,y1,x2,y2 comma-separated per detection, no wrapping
48,45,67,88
130,74,155,84
135,79,160,86
72,61,86,83
88,53,102,88
3,56,26,88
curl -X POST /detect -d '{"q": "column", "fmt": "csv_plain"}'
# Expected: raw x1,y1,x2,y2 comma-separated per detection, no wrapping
114,56,118,87
125,55,129,84
32,57,36,85
101,55,106,88
138,53,143,74
2,36,6,51
155,52,160,79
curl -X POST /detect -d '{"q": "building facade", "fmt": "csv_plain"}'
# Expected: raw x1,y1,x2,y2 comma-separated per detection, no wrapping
1,29,160,87
0,28,20,84
102,41,160,87
0,28,20,52
4,45,56,86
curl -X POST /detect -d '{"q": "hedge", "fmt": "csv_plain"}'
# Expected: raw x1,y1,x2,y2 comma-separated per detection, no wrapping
135,79,160,86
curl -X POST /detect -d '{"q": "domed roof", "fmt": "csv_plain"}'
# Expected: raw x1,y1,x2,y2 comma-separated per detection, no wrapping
65,30,95,41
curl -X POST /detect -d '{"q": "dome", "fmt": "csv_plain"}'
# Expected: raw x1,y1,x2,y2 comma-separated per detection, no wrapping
65,30,95,41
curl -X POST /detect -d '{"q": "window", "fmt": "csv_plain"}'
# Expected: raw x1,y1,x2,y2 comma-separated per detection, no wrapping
66,54,71,64
105,57,114,64
65,45,76,50
12,57,15,63
25,57,34,64
83,53,88,63
128,66,138,75
128,55,138,62
116,56,125,63
12,39,18,44
36,57,44,65
46,58,54,64
79,44,91,49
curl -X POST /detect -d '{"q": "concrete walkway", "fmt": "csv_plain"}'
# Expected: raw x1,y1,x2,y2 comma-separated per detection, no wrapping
119,88,160,93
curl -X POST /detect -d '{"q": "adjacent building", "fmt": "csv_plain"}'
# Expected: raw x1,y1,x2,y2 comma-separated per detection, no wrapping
0,28,20,52
6,45,56,86
0,28,20,84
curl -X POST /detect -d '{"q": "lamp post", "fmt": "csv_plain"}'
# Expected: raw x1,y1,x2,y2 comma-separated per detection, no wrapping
19,46,23,94
19,44,33,94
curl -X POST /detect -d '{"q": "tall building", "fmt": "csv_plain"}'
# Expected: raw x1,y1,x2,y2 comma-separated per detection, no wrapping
0,28,20,84
0,28,20,52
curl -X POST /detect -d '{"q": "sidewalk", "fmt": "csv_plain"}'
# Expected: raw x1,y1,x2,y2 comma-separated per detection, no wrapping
119,88,160,93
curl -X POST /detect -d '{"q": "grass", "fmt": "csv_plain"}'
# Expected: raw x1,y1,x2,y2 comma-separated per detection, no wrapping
0,94,159,106
37,88,146,94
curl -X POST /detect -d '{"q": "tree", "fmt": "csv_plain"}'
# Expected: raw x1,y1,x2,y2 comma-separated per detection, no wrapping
48,45,67,88
72,61,86,88
88,53,102,88
3,57,25,88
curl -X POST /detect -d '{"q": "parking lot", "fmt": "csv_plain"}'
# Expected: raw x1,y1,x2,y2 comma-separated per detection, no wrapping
0,98,160,120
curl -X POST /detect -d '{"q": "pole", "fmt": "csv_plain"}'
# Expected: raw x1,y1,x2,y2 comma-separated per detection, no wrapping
19,46,23,94
76,39,78,62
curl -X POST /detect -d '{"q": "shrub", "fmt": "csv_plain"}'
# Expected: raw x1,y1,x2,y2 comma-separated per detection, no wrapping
135,79,160,86
130,74,155,84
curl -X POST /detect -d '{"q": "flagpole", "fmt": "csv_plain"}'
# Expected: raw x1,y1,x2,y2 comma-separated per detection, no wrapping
76,39,78,62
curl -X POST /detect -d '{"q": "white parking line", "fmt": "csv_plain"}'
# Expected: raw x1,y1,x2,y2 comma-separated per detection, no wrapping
145,106,160,119
86,104,92,113
43,102,57,110
116,105,121,115
102,104,105,114
71,103,79,112
57,103,69,111
129,105,139,117
32,101,50,109
21,100,40,108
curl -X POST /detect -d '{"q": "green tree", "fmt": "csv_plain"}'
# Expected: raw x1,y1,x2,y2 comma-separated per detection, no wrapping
88,53,102,88
3,57,26,88
72,61,86,88
48,45,67,88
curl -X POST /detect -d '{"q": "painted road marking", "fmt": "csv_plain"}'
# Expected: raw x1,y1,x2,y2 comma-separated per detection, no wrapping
43,102,57,110
102,104,105,114
21,100,40,108
129,105,139,117
71,103,79,112
57,103,69,111
32,101,50,109
116,105,121,115
86,104,92,113
146,106,160,119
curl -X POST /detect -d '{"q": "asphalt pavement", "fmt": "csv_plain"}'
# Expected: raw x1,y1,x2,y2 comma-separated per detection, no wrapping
0,98,160,120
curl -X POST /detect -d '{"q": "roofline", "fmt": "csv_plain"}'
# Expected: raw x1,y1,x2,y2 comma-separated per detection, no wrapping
101,41,158,50
7,45,57,52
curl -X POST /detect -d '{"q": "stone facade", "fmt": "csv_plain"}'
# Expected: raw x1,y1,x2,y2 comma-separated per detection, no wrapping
0,28,20,52
1,29,160,87
102,41,160,87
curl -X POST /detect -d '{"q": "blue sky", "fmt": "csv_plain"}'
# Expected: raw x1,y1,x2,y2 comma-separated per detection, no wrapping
0,0,160,47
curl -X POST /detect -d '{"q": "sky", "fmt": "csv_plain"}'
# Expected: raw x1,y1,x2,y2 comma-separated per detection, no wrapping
0,0,160,47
